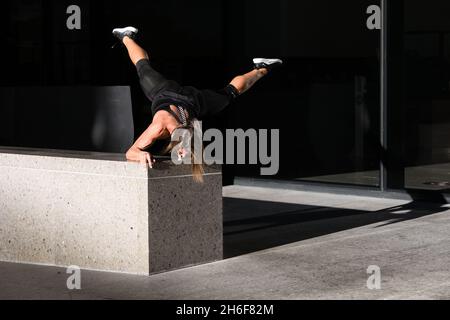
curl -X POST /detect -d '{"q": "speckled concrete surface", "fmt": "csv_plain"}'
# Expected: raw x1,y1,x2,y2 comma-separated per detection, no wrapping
147,174,223,274
0,148,222,275
1,185,450,300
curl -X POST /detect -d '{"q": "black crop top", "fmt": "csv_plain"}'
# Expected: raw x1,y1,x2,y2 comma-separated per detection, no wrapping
151,90,198,123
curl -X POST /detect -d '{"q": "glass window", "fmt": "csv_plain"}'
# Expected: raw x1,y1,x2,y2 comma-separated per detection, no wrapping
229,0,381,187
403,0,450,191
1,0,381,187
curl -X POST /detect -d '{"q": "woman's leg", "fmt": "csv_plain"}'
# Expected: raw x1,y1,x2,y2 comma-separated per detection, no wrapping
123,36,149,66
121,36,180,101
196,67,269,118
229,68,269,95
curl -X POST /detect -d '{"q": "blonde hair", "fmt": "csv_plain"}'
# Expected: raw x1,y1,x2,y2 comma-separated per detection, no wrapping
163,119,205,183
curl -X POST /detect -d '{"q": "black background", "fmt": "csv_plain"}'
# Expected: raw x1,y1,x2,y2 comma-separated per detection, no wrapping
1,0,381,185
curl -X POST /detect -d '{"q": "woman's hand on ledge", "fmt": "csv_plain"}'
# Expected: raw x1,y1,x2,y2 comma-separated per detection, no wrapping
126,147,156,168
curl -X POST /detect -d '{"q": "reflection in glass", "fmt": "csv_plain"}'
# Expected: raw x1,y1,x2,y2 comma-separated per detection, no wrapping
404,0,450,191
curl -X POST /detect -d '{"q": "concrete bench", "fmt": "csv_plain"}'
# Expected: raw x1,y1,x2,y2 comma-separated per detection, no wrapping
0,147,223,275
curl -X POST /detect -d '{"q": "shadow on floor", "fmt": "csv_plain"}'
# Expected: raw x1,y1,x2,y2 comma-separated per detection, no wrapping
223,197,449,258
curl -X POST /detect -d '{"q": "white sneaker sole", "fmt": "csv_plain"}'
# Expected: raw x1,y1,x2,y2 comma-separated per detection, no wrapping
112,27,139,34
253,58,283,65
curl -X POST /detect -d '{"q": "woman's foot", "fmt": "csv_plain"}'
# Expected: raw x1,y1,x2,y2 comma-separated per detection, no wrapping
112,26,139,42
253,58,283,71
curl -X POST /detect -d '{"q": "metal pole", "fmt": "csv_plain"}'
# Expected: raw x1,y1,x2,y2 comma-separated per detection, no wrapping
380,0,388,191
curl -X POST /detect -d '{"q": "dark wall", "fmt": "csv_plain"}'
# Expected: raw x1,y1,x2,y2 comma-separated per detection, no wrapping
227,0,381,181
403,0,450,167
0,86,134,153
1,0,381,185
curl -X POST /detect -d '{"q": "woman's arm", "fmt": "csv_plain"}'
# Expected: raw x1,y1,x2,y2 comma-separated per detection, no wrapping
126,122,166,167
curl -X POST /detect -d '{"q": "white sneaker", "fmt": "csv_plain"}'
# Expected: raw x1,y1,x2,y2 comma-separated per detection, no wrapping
253,58,283,71
112,26,139,41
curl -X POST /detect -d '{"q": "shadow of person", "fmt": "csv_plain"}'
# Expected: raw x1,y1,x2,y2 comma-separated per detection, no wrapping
223,192,449,258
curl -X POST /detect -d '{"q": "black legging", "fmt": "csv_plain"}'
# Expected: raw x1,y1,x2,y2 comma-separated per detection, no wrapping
136,59,239,119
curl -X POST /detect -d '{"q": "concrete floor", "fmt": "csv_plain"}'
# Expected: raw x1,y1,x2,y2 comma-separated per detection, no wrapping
1,185,450,300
